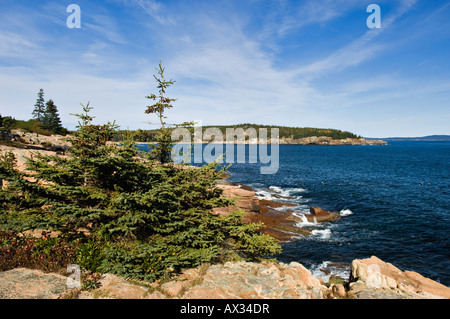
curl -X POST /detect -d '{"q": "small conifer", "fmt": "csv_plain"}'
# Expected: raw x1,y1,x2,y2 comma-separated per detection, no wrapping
32,89,46,122
0,103,280,282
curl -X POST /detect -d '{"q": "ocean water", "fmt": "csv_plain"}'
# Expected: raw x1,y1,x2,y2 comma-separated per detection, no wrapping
140,141,450,285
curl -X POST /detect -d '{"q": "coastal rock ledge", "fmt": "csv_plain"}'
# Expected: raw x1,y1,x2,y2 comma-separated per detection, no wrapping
1,256,449,299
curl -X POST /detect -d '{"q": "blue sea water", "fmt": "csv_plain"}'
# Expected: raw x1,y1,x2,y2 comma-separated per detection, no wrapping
141,141,450,285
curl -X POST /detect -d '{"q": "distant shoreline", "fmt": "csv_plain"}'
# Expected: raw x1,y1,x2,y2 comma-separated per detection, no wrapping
367,135,450,142
131,136,388,146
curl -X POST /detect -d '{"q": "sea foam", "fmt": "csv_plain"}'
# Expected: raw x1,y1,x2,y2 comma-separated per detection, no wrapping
310,261,351,283
340,209,353,216
256,185,308,200
311,229,332,240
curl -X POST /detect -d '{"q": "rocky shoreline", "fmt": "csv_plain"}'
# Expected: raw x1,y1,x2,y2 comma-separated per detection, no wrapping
134,135,388,146
1,255,449,299
278,136,388,145
213,180,341,242
1,131,448,299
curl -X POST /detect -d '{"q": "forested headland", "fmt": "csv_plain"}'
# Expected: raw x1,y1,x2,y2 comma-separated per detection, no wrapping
112,124,361,143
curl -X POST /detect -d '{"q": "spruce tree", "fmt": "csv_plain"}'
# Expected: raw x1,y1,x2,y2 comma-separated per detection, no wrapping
0,115,15,142
145,62,177,164
42,99,62,134
0,115,15,133
32,89,45,121
0,103,281,282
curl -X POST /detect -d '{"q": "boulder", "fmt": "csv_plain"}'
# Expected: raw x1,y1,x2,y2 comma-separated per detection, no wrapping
160,280,189,298
305,207,340,223
258,199,296,211
182,261,327,299
330,284,347,299
2,257,448,299
212,183,260,214
350,256,450,299
212,183,310,241
0,268,69,299
85,273,150,299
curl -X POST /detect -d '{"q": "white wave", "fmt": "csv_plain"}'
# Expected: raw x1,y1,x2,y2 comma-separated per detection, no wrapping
268,186,283,193
293,205,311,214
288,187,307,194
266,186,308,199
254,190,273,200
273,204,300,212
311,229,332,239
294,213,317,227
268,186,293,198
310,261,331,281
340,209,353,216
255,186,309,206
310,261,351,283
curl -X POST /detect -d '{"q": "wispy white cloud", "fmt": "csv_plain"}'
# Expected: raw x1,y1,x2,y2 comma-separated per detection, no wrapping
295,30,384,77
294,0,418,78
84,14,128,44
253,0,353,52
157,0,422,128
0,63,152,129
149,12,317,126
279,0,361,34
119,0,177,26
1,0,448,138
0,32,37,57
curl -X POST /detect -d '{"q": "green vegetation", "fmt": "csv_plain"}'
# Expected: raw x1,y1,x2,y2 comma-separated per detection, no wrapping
30,88,66,134
0,64,281,283
113,124,360,143
0,63,360,285
0,115,17,146
144,62,178,164
1,115,54,147
201,124,360,140
1,88,67,141
2,118,53,136
0,230,80,274
42,99,64,134
32,88,46,122
11,119,53,135
1,116,68,148
144,61,195,163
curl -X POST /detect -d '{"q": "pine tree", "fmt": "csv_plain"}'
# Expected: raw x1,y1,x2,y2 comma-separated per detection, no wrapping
145,62,177,164
0,103,281,282
0,115,15,142
32,89,45,122
42,99,62,134
0,115,15,133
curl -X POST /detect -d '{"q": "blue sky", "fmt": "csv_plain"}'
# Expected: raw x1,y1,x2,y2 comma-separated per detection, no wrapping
1,0,449,137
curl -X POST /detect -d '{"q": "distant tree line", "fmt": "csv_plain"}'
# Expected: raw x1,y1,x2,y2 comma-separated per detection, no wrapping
202,124,361,140
113,124,360,142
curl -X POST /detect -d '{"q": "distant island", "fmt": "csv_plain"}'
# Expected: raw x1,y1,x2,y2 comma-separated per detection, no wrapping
367,135,450,141
114,124,388,145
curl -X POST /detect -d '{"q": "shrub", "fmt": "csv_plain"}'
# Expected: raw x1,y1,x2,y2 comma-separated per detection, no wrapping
0,231,80,274
0,104,281,282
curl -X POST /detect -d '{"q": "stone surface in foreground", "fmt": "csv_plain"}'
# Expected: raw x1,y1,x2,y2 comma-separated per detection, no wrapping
0,268,67,299
1,257,449,299
349,256,450,299
179,261,326,299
